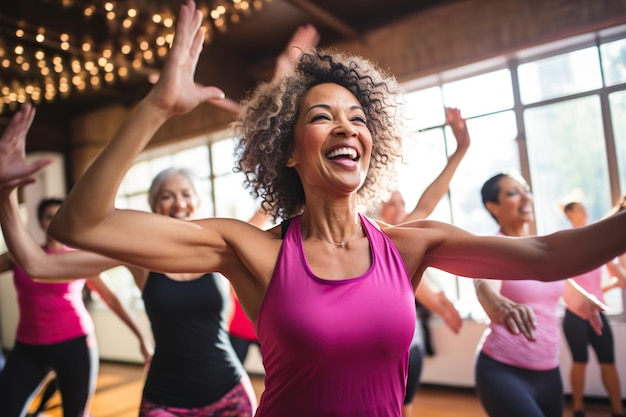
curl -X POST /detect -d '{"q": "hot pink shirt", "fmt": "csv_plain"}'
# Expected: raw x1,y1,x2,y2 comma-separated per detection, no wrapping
254,214,415,417
13,246,94,345
479,279,564,370
229,297,257,341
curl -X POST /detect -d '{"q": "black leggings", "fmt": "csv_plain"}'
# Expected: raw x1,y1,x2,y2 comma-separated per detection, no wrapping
563,309,614,363
403,339,424,404
0,334,99,417
475,351,563,417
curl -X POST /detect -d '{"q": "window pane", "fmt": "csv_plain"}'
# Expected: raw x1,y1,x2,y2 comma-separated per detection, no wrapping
525,96,611,235
213,172,258,220
211,138,237,176
404,87,445,132
173,146,210,178
442,69,513,118
448,111,519,236
609,90,626,196
518,47,602,104
396,127,451,222
120,160,152,196
600,38,626,86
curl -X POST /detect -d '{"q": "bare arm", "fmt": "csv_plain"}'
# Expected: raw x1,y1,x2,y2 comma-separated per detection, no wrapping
0,189,119,279
402,107,470,223
86,275,153,362
415,278,462,334
49,0,235,275
474,279,537,341
406,212,626,282
603,258,626,292
48,2,282,320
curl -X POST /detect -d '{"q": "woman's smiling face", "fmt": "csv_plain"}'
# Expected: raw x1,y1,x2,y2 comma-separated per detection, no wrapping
288,82,372,196
489,175,535,227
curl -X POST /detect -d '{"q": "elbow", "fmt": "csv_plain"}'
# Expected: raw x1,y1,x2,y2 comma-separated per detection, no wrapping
21,260,52,280
49,209,80,247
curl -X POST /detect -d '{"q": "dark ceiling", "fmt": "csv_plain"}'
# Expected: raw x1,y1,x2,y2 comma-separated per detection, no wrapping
0,0,452,153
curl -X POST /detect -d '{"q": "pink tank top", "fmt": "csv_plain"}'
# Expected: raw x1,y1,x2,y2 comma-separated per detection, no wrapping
254,214,415,417
14,246,94,345
479,279,564,370
570,267,604,303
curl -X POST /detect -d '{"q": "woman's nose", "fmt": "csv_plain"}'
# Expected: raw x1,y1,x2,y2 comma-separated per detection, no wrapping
334,119,357,137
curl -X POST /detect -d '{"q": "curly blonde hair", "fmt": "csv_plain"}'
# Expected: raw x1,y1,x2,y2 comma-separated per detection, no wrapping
232,49,406,220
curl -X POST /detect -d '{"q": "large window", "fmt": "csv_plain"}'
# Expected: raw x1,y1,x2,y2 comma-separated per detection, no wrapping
399,27,626,318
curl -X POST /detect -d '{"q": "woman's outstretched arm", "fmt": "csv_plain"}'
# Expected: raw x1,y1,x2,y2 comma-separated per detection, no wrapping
49,0,233,274
402,107,470,223
396,213,626,284
0,189,119,279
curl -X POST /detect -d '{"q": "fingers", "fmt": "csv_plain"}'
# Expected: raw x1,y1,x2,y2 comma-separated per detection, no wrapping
500,304,537,341
24,158,53,177
589,311,603,335
5,103,36,146
444,312,463,334
289,24,320,53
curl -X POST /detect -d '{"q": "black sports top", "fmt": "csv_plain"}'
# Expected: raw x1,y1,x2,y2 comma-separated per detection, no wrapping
142,271,243,407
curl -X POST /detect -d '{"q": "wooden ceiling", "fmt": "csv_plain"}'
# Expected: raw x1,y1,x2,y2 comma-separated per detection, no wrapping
0,0,452,152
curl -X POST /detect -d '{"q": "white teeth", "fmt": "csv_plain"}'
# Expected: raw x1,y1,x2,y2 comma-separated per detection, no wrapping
326,147,357,160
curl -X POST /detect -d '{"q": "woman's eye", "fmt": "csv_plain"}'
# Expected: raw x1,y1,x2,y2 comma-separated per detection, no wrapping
311,113,330,122
352,115,367,124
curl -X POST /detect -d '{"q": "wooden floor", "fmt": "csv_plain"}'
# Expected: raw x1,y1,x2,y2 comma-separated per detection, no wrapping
30,361,616,417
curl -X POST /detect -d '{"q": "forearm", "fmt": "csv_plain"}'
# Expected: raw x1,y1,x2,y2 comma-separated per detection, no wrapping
98,289,148,341
0,192,47,276
535,211,626,280
404,143,468,223
415,281,446,315
474,280,510,324
50,99,168,246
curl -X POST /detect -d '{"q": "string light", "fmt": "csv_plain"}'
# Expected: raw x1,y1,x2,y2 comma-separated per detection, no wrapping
0,0,270,114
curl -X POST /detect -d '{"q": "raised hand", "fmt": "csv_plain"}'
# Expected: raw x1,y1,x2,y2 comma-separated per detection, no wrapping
445,107,470,152
0,103,51,191
146,0,225,117
274,24,321,81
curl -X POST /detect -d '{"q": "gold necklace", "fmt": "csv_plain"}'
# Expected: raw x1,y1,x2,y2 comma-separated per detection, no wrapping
307,224,363,248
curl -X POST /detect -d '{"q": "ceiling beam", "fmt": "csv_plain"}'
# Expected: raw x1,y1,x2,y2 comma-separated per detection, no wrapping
283,0,360,39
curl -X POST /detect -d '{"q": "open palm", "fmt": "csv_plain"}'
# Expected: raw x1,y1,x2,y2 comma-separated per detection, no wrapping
0,103,51,190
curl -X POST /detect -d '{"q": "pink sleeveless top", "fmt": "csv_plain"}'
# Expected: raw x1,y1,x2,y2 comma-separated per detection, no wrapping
14,246,94,345
254,214,415,417
479,279,564,370
569,267,604,303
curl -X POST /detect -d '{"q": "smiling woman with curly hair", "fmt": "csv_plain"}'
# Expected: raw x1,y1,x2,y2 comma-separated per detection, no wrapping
233,49,405,220
47,1,626,416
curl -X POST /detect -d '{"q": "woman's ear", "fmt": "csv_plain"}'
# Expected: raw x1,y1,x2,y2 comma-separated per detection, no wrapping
485,201,499,219
286,152,297,168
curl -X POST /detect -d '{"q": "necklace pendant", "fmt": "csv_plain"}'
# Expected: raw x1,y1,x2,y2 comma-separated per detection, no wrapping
339,242,346,248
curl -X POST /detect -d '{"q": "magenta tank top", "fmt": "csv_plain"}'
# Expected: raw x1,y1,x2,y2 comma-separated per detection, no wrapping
14,246,94,345
254,214,416,417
